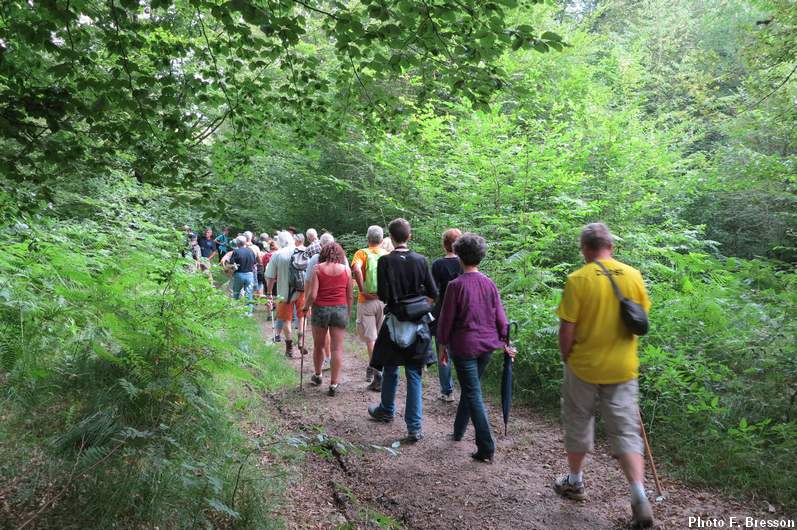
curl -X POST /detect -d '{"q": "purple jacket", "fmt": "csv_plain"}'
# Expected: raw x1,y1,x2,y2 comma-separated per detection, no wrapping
437,271,509,358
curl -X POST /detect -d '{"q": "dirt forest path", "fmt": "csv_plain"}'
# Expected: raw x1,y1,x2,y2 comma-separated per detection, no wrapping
253,312,772,530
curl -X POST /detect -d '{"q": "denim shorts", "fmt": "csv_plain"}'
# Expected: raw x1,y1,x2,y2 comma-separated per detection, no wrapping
311,304,348,329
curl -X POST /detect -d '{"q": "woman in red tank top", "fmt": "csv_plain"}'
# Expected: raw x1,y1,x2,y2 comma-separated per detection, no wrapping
303,242,353,395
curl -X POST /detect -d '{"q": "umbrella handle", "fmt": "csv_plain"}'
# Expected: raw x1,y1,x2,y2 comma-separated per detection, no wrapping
507,321,518,343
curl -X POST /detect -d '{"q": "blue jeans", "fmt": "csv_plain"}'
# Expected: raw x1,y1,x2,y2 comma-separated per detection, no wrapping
378,363,424,434
453,353,495,455
435,338,454,395
232,272,255,314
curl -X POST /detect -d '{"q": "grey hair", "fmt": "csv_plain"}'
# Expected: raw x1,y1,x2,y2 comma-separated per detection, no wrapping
259,232,269,240
235,236,247,248
243,231,253,242
366,225,384,245
580,222,613,251
276,231,294,249
294,233,305,244
319,232,335,246
306,228,318,242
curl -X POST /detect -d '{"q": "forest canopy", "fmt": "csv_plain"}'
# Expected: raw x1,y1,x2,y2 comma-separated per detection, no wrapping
1,0,796,527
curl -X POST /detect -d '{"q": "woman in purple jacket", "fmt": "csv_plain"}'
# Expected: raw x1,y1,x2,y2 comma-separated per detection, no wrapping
437,232,514,463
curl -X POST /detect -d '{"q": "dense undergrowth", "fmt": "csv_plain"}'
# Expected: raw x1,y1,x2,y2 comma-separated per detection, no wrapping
0,181,295,528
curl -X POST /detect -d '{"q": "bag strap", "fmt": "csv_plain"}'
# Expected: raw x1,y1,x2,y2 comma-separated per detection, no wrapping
594,260,626,302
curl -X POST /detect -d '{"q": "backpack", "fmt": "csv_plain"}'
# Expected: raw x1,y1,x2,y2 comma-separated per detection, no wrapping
287,248,310,299
363,248,386,294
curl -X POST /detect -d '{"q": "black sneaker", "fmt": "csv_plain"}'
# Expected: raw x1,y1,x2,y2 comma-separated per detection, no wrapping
310,374,322,386
328,384,339,397
367,404,393,423
366,366,374,382
447,433,463,442
406,431,424,443
471,451,494,464
273,335,282,343
553,475,586,501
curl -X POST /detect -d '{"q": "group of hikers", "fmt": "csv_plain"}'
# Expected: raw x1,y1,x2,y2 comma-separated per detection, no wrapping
183,220,655,529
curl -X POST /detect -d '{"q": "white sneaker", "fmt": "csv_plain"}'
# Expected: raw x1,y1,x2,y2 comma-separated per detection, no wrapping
322,358,331,371
440,393,455,403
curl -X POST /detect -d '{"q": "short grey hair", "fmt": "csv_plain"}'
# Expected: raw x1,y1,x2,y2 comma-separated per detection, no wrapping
235,236,247,248
319,232,335,246
306,228,318,242
243,231,253,242
259,232,269,240
294,233,305,244
276,231,294,249
366,225,383,245
580,222,613,251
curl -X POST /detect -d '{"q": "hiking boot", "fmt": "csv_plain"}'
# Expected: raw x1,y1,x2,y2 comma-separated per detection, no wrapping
471,451,494,464
367,404,393,423
406,431,424,443
328,384,339,397
367,370,382,392
322,358,331,371
553,475,586,501
285,340,294,358
631,498,654,529
310,374,322,386
366,366,374,382
440,393,455,403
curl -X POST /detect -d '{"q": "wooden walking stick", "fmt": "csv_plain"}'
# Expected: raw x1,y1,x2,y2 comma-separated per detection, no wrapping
638,408,664,500
298,316,308,391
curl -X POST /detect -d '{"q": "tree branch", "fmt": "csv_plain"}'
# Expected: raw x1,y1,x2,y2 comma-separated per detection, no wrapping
291,0,340,20
751,61,797,108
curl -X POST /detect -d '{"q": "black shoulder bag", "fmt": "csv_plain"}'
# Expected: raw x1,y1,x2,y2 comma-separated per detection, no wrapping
594,260,649,336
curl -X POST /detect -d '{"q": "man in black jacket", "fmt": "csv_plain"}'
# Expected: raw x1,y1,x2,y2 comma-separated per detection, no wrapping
368,218,438,442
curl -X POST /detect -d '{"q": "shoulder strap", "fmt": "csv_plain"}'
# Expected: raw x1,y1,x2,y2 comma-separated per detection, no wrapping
594,260,625,302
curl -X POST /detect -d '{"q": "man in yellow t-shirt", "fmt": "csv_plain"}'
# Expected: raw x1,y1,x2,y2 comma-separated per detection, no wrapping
553,223,654,529
351,225,388,391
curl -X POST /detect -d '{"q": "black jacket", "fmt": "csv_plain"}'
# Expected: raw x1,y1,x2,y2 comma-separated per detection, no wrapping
370,250,438,368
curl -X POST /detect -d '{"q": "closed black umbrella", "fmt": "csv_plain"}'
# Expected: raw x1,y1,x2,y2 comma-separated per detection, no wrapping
501,321,518,436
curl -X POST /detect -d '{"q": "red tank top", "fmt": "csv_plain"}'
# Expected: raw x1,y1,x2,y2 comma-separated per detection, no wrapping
314,265,349,306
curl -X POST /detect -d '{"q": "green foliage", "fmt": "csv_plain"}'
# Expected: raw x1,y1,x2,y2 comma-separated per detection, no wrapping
0,179,294,528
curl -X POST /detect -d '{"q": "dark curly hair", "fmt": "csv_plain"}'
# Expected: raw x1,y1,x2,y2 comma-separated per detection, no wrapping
319,242,346,264
453,232,487,266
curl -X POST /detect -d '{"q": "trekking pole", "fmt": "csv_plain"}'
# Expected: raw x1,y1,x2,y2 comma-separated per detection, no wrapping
269,300,278,342
638,408,664,500
298,316,306,391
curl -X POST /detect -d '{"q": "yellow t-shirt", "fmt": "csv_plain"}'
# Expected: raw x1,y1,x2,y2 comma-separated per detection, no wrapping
556,258,651,384
351,246,385,303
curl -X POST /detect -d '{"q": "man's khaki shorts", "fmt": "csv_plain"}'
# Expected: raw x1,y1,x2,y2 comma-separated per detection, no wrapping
356,298,385,343
561,366,643,456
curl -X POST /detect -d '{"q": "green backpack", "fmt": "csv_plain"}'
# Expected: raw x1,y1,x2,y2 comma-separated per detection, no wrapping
364,248,386,294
